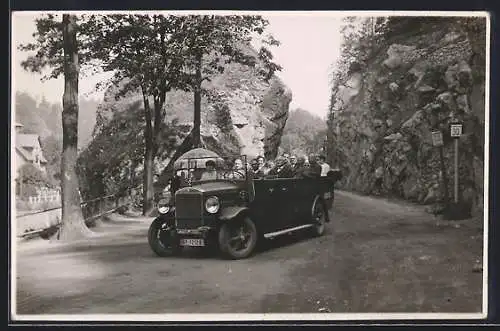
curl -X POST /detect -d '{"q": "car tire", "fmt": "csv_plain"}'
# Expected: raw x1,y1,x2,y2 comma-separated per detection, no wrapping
218,216,258,260
311,197,327,237
148,219,182,257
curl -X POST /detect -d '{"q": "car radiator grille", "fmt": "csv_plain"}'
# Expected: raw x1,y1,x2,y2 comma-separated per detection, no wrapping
175,193,203,229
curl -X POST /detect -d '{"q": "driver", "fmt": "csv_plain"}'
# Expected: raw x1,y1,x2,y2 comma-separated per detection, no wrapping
200,160,218,181
226,158,246,179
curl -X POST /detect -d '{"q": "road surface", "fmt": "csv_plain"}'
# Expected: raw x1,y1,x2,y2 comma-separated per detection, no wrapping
14,191,483,315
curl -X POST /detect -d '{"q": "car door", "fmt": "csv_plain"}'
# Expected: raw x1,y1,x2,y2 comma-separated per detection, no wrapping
293,177,317,225
251,178,292,234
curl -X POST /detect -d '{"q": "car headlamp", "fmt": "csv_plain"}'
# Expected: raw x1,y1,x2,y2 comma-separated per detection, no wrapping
205,196,220,214
158,198,170,214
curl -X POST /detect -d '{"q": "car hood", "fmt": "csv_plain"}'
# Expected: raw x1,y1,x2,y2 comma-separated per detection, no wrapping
177,181,241,194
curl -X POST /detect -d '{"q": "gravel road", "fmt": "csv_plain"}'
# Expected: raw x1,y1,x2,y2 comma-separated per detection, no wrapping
14,191,484,316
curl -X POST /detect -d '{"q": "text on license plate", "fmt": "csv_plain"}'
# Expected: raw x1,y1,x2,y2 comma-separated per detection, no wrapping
180,238,205,247
324,192,332,199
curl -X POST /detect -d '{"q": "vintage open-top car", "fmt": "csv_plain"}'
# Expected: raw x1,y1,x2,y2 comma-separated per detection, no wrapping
148,148,342,259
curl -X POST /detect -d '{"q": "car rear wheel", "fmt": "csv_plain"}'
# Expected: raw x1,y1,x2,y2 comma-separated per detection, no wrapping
148,219,182,257
218,216,258,260
311,198,327,237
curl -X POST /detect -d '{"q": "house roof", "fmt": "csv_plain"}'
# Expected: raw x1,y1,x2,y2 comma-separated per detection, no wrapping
16,133,48,164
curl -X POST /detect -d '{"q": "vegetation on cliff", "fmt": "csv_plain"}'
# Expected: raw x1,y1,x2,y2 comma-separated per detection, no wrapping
280,108,327,157
327,16,487,217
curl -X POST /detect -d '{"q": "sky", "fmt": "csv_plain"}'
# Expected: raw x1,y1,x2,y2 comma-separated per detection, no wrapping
11,12,343,119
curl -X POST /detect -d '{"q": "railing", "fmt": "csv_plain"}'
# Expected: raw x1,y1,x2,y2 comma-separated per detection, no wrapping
16,188,137,239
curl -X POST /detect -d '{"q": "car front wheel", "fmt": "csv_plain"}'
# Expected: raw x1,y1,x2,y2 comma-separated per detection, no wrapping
148,219,182,257
218,216,258,260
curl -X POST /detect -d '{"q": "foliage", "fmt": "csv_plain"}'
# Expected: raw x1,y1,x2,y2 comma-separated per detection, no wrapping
176,15,282,86
40,134,62,185
77,100,191,200
280,108,327,156
18,163,50,198
18,14,95,81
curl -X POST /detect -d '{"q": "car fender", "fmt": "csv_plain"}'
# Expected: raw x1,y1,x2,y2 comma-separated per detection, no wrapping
312,195,330,223
218,206,249,221
154,208,176,226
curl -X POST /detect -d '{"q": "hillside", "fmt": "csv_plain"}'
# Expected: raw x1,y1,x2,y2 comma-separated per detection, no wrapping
14,92,100,184
14,92,100,150
280,108,327,156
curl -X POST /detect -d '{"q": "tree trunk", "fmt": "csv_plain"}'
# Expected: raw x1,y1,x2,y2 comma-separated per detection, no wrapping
58,14,92,241
142,93,154,216
192,52,202,148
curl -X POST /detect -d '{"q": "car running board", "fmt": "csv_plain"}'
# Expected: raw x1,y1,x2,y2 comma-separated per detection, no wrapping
263,224,314,239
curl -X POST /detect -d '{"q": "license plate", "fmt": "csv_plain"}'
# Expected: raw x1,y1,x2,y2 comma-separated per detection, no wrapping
324,192,332,199
180,238,205,247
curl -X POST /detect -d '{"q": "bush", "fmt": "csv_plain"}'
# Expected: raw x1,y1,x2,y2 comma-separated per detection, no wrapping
18,163,51,199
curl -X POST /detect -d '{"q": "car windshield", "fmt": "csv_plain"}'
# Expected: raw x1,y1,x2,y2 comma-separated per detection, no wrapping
174,155,248,186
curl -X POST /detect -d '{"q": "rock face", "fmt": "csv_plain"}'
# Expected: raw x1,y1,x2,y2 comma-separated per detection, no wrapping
329,19,486,216
97,45,292,166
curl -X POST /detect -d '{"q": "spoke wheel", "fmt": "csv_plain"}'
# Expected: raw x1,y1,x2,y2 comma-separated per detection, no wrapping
311,198,327,237
218,216,257,260
148,219,182,257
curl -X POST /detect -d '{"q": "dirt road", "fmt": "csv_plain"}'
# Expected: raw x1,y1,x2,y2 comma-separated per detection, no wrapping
14,191,484,315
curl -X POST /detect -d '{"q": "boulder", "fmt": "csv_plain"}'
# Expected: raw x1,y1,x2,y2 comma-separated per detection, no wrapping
383,44,417,69
458,60,473,88
417,85,436,93
436,92,456,109
456,94,471,114
384,132,403,141
401,110,425,129
389,82,399,92
444,64,459,89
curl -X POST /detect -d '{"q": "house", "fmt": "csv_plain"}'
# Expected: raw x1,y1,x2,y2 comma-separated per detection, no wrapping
15,122,48,175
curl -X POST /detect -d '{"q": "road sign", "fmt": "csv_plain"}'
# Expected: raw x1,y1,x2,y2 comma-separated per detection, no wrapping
431,131,444,147
450,124,463,138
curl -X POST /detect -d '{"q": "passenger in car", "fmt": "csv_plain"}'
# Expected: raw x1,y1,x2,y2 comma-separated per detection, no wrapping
200,160,218,181
269,157,294,178
225,158,246,179
318,154,331,177
261,160,274,176
250,158,265,179
300,154,322,178
257,155,266,171
289,154,298,170
292,156,308,178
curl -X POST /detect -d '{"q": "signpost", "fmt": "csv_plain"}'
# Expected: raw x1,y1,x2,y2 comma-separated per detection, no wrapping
431,131,444,147
450,122,463,204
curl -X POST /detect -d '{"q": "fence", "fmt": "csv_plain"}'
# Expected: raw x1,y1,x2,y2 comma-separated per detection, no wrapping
16,188,137,239
28,192,61,205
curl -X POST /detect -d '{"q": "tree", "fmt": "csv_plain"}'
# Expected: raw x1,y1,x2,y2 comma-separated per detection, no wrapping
85,14,281,215
177,15,282,148
83,14,193,215
19,14,93,240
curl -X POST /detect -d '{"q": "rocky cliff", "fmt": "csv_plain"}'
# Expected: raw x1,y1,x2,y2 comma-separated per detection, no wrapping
93,44,292,175
329,17,486,216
